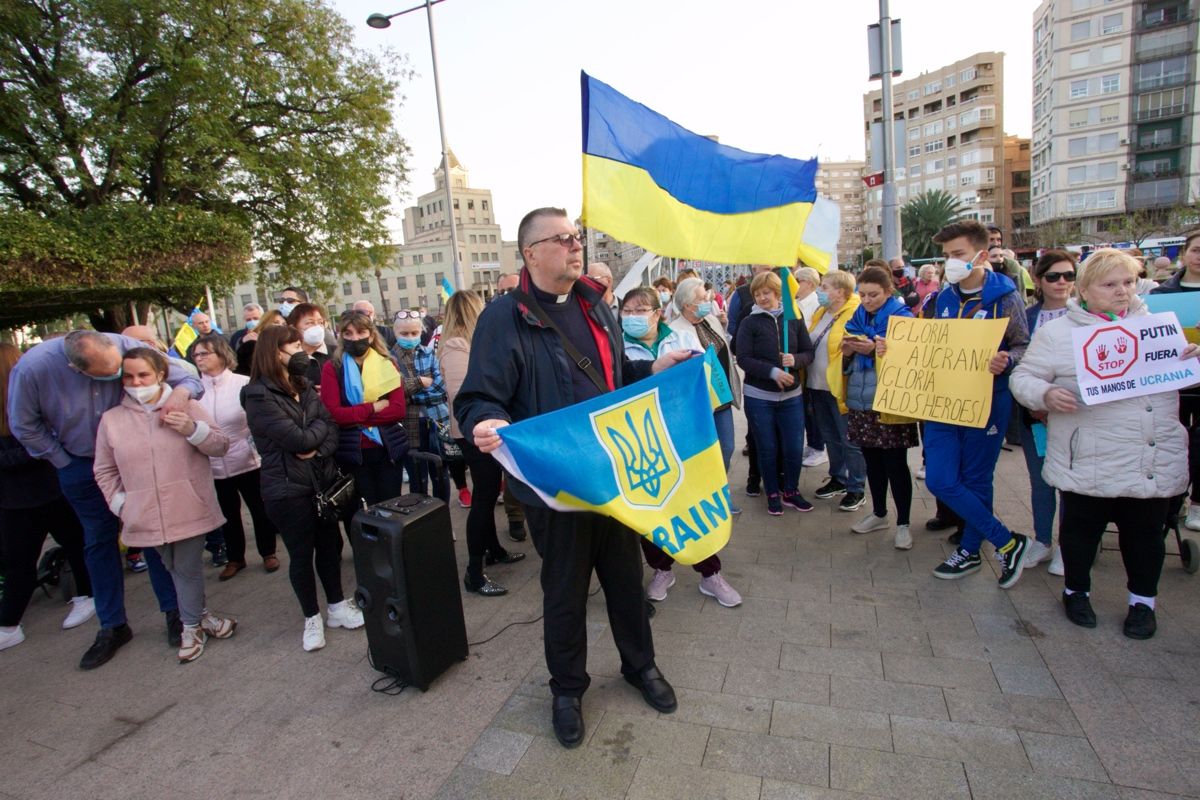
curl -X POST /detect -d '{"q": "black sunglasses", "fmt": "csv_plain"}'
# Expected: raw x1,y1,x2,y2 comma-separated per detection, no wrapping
1042,271,1076,283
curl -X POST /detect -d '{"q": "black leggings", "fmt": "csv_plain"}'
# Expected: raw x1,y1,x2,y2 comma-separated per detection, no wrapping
214,469,277,562
459,437,506,581
1060,492,1168,597
351,447,405,507
447,459,467,491
265,499,344,618
1,499,93,627
862,447,912,525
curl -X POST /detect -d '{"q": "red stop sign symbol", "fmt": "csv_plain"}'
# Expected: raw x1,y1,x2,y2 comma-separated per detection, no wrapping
1082,324,1138,379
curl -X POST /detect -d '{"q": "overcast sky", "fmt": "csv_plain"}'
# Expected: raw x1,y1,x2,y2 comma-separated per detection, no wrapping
331,0,1041,241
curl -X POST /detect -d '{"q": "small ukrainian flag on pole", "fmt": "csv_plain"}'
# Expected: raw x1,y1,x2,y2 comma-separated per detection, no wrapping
440,276,455,304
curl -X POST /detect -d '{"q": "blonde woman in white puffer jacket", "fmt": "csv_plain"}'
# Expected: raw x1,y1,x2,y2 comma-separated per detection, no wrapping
1011,249,1197,641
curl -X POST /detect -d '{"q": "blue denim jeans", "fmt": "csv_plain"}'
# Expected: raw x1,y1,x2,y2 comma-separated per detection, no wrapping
57,456,177,628
925,390,1014,554
809,389,866,493
743,394,805,497
1018,421,1056,546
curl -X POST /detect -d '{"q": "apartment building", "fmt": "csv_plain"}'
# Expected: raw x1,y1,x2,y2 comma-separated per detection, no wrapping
1030,0,1199,229
863,52,1009,253
814,159,866,268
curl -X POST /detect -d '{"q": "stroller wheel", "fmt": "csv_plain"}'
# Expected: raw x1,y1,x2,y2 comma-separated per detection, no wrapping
1182,538,1200,575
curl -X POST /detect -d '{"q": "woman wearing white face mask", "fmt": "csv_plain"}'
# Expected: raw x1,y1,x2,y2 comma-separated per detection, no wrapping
286,303,331,389
93,348,236,662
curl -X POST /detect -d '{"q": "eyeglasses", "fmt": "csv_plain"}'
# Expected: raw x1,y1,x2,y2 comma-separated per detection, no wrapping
192,350,213,358
1043,271,1076,283
393,310,423,320
526,232,583,249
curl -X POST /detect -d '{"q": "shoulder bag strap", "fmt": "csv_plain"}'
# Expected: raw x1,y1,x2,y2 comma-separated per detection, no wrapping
513,290,608,395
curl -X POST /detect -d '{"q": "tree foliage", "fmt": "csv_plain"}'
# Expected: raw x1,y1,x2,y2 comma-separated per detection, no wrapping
0,0,408,324
900,190,965,260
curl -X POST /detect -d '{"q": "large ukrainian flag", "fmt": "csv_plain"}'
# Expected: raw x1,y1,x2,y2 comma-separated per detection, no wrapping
581,72,839,271
492,357,731,565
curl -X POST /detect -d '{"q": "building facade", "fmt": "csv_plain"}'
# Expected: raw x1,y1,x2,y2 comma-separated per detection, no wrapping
212,150,519,332
863,52,1009,252
814,159,866,268
1030,0,1199,230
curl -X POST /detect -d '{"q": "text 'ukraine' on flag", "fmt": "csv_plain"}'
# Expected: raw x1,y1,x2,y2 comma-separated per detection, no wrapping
440,277,455,304
491,357,732,565
580,71,840,271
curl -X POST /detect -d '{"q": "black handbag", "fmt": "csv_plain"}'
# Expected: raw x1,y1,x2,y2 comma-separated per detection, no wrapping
312,464,357,522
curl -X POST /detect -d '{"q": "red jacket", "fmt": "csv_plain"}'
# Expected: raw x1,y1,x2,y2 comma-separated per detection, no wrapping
318,358,407,450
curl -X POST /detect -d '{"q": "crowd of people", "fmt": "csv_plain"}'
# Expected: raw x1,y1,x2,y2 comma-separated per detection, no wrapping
1,205,1198,750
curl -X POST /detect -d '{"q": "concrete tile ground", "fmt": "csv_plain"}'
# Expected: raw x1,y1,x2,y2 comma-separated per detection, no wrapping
3,413,1200,799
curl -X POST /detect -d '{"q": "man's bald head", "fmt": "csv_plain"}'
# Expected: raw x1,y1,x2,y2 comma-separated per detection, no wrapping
121,325,158,348
496,272,520,293
352,300,376,320
191,312,213,334
587,262,614,304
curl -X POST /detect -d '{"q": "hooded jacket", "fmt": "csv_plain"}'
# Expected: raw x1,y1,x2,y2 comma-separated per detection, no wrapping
1010,296,1189,499
198,368,260,480
934,269,1031,391
735,305,815,399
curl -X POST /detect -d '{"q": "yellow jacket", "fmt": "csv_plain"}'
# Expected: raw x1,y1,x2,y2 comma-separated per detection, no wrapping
807,294,862,415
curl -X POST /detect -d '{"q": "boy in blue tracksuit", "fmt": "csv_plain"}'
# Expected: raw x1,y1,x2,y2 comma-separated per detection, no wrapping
924,221,1032,588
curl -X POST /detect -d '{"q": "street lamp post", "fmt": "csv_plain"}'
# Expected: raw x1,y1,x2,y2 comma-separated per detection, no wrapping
368,0,466,293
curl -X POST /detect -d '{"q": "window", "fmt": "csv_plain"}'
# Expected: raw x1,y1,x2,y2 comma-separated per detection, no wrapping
432,251,443,262
1068,165,1087,185
415,274,426,288
466,200,474,210
923,120,943,136
434,272,445,285
960,67,977,82
469,234,477,243
1101,73,1120,94
489,235,497,243
923,140,944,153
908,145,921,157
906,89,920,101
1137,56,1188,90
398,277,407,290
908,127,920,141
342,282,352,296
1069,109,1090,128
1099,103,1119,122
481,200,489,210
413,254,423,265
1101,12,1122,33
491,252,498,260
379,278,389,292
360,280,370,294
399,296,409,309
1069,137,1088,157
1070,51,1090,70
923,80,942,95
1099,132,1118,151
1101,44,1121,64
1071,20,1090,41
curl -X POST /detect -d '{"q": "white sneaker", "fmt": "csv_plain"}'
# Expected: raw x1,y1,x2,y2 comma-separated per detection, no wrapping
894,525,913,550
915,466,926,480
0,625,25,651
61,596,96,630
303,614,326,651
1187,505,1200,531
1025,540,1052,567
851,512,890,534
646,569,676,602
178,624,207,663
698,572,743,607
1048,545,1065,577
802,447,828,468
200,610,237,639
326,600,364,630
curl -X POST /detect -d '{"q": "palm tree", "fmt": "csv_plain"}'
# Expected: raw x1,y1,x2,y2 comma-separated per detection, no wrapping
901,190,965,260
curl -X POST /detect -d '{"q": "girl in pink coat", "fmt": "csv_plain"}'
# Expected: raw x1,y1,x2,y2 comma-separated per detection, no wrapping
94,348,237,663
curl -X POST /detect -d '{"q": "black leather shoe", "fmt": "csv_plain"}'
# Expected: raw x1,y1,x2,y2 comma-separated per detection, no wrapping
79,624,133,670
508,523,527,542
165,609,182,647
624,664,677,713
485,549,526,566
1124,603,1157,640
925,516,952,532
463,572,508,596
551,696,584,748
1062,591,1097,628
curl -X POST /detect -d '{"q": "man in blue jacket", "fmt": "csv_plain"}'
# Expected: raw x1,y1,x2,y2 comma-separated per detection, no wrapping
924,221,1032,588
455,207,690,749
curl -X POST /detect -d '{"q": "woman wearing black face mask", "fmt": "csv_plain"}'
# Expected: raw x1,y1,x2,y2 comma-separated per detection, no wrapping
320,313,408,507
241,325,364,652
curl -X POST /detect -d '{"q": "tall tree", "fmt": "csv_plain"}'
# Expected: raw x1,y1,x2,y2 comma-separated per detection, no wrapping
0,0,408,327
900,190,965,260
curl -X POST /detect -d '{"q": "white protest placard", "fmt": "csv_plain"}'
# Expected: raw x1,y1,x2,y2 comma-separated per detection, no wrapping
1071,311,1200,405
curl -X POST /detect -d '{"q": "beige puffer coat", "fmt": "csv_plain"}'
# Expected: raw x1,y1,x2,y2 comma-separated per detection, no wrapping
1010,297,1189,499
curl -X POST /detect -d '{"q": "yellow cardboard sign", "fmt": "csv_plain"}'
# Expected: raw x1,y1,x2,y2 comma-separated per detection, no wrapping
872,317,1008,428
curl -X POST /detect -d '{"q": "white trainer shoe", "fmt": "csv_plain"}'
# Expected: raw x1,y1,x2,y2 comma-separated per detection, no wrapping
698,572,743,607
646,569,676,602
200,610,237,639
62,596,96,630
1024,540,1052,567
802,447,828,468
915,466,926,480
0,625,25,651
1187,505,1200,531
178,624,207,663
894,525,913,550
303,614,326,651
1048,545,1065,577
326,600,364,630
851,512,890,534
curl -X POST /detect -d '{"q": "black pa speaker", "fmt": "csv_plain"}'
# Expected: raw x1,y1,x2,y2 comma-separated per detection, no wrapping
350,494,467,691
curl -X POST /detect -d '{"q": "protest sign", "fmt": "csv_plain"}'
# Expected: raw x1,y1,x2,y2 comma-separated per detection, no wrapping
1143,294,1200,344
872,317,1008,428
1071,311,1200,405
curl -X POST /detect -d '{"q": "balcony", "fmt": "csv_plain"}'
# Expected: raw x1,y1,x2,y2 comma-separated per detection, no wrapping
1135,72,1191,91
1132,166,1183,180
1134,40,1195,61
1127,177,1184,208
1135,102,1188,120
1133,135,1187,152
1138,6,1192,30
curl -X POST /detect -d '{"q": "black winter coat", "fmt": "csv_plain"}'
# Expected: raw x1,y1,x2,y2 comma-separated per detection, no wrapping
240,379,339,502
453,270,652,508
735,309,815,394
0,434,61,510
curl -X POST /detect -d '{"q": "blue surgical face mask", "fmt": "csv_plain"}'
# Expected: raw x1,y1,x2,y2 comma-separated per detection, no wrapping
695,302,713,318
396,336,421,350
816,291,830,308
278,301,297,318
245,319,259,330
92,366,123,382
622,315,651,339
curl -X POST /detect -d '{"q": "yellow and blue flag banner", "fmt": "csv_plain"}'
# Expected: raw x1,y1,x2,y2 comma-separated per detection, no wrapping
581,72,840,271
360,348,403,402
492,357,732,565
440,277,455,304
702,346,733,409
171,295,205,355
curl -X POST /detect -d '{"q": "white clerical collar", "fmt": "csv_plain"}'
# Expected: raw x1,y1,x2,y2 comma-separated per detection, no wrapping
553,293,570,304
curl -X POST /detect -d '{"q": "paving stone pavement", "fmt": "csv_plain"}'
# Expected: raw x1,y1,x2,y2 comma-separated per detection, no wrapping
3,412,1200,800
